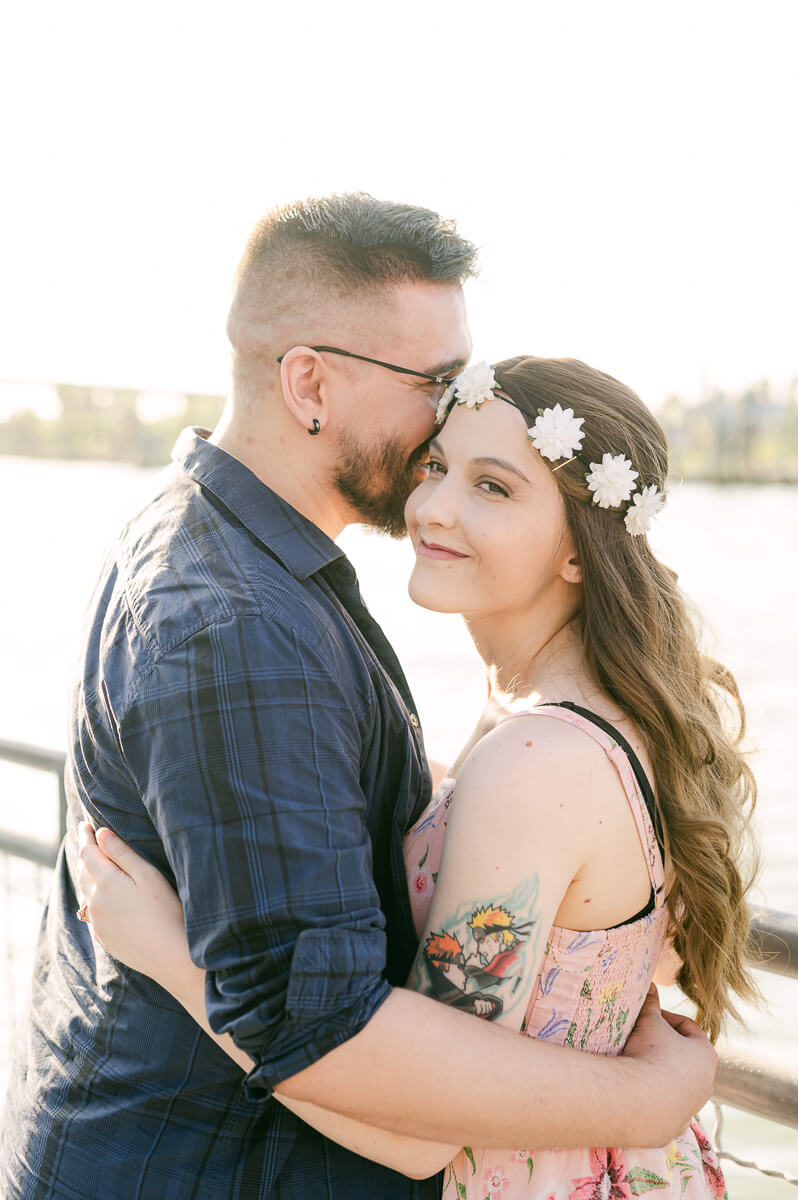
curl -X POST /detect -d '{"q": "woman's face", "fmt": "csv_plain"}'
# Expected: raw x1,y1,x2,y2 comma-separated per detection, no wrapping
405,397,578,620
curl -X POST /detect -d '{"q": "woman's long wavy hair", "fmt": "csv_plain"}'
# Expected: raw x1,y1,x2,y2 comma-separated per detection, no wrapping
492,355,759,1040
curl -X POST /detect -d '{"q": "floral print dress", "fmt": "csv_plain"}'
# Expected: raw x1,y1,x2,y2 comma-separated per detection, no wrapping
403,704,727,1200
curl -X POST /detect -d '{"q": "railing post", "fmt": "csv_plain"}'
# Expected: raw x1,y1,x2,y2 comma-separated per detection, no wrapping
714,1039,798,1132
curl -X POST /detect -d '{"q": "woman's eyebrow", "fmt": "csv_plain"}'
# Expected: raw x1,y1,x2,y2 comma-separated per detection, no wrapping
471,456,531,483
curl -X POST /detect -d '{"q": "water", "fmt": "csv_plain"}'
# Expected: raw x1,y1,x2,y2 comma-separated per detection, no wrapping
1,457,797,1192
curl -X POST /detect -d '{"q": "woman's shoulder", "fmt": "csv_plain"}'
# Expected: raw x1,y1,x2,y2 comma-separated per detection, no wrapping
468,703,617,768
452,706,615,826
437,711,611,901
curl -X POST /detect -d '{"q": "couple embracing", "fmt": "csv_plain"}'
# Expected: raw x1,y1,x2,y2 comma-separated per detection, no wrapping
1,194,757,1199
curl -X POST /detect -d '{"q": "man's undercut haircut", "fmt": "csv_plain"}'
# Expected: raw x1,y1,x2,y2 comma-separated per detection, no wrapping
234,192,478,309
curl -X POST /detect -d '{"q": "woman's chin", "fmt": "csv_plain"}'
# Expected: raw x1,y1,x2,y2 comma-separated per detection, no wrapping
408,571,461,614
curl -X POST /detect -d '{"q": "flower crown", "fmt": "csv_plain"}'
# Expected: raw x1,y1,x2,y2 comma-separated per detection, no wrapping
436,362,665,537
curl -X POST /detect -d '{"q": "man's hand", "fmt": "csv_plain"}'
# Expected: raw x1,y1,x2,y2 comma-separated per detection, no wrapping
622,986,717,1144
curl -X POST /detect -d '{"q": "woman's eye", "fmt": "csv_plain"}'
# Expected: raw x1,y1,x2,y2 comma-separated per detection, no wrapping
478,479,510,497
427,459,446,476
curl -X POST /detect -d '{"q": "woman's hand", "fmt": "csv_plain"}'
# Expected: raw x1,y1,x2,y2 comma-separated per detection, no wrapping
76,822,190,991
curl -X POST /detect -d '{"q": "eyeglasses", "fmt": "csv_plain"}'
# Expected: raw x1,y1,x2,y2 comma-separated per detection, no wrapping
276,345,458,403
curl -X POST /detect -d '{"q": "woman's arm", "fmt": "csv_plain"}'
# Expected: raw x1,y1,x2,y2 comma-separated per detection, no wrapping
403,715,589,1037
76,822,457,1179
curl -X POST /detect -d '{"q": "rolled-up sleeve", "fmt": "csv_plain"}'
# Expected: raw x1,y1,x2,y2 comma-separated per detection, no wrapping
119,611,392,1094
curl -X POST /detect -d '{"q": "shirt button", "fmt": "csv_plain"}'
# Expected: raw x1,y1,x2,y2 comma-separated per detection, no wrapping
409,713,419,727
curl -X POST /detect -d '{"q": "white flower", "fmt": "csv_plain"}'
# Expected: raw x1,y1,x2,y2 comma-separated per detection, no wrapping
450,361,499,410
528,404,585,462
435,381,457,425
585,453,639,508
624,484,666,536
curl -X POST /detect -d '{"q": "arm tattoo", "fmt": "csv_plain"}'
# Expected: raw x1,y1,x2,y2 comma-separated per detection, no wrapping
407,876,541,1022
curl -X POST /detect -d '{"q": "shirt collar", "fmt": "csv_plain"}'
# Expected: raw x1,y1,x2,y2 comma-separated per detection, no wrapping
171,427,344,581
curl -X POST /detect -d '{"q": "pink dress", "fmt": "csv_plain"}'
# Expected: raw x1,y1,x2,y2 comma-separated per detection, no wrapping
403,703,727,1200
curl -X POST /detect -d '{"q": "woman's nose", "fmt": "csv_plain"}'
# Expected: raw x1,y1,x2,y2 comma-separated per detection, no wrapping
414,478,458,529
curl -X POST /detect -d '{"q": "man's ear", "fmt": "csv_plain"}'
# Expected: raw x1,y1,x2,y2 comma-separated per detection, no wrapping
278,347,328,434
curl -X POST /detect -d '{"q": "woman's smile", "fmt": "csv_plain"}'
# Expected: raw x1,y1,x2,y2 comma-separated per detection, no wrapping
416,538,469,561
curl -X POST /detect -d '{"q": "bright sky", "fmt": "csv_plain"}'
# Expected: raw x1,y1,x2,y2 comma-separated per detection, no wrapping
1,1,796,418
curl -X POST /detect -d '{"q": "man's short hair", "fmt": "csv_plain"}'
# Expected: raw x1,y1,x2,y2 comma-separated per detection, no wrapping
234,192,478,308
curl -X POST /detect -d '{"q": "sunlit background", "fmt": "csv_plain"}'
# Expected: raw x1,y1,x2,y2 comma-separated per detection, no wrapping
1,2,797,1194
1,1,797,406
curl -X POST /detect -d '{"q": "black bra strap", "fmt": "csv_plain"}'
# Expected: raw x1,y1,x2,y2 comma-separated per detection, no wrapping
543,701,665,859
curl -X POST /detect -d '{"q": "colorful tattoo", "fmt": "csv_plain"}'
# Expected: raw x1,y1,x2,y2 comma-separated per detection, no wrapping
409,877,541,1021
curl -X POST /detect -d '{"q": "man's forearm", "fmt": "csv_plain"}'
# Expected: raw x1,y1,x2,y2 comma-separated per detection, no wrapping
156,898,706,1150
278,986,698,1149
171,955,457,1177
178,958,656,1160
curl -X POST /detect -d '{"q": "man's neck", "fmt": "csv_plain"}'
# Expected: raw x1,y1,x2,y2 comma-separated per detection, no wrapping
211,425,351,540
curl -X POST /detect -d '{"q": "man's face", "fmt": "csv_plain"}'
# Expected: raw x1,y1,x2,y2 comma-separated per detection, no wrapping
330,281,471,537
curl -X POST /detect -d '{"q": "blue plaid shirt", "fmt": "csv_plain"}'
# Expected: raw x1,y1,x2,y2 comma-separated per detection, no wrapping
1,430,440,1199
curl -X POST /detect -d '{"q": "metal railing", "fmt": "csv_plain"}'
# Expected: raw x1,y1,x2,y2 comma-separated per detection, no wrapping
713,907,798,1134
1,739,67,1095
1,739,797,1174
748,905,798,980
0,738,65,866
710,905,798,1184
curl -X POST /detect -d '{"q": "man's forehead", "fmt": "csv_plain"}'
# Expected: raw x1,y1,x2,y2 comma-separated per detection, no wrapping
388,277,468,320
386,281,472,364
322,280,470,374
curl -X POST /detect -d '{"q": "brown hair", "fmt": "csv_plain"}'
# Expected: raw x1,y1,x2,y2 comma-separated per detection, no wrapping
493,355,759,1039
232,192,478,315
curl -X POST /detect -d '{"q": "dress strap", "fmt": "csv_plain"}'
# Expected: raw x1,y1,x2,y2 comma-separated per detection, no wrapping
509,702,666,904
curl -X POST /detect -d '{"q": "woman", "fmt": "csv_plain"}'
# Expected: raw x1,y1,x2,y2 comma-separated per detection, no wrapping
77,356,758,1197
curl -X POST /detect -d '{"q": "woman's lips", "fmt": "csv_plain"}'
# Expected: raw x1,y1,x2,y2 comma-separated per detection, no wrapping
417,538,469,561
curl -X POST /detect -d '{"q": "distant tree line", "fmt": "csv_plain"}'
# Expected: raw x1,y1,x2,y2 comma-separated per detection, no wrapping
1,377,797,481
659,379,798,483
0,384,224,467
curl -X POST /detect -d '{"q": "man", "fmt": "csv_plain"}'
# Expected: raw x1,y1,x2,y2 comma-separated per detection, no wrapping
0,194,716,1198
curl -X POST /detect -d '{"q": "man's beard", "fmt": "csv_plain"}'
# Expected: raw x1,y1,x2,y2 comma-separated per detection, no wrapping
333,429,427,538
